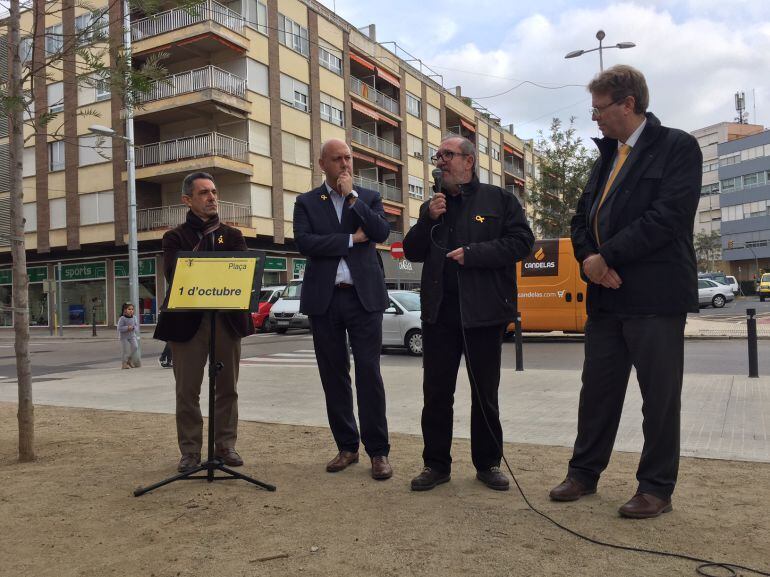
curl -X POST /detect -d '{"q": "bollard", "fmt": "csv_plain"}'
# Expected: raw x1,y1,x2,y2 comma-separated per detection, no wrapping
747,308,759,378
515,312,524,372
92,306,98,337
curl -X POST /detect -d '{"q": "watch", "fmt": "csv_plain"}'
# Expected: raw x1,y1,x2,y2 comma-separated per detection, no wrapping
346,191,358,202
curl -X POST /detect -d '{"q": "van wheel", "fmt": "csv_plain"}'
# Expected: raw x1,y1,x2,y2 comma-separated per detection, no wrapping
405,329,423,356
712,294,726,308
276,327,288,334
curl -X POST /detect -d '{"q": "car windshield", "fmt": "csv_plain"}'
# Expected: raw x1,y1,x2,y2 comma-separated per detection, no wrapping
258,290,273,302
762,274,770,282
282,283,302,300
391,291,420,311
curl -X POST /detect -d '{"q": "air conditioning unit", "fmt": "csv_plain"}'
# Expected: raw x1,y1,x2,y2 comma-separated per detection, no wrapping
413,152,423,159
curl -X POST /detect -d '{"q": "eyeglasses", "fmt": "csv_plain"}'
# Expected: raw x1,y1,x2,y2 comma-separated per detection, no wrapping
430,151,469,165
589,98,625,118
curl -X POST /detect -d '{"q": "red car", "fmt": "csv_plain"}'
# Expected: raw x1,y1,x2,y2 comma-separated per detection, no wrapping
251,286,285,332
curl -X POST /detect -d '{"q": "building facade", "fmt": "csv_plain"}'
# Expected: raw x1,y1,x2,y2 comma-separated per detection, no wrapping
0,0,531,329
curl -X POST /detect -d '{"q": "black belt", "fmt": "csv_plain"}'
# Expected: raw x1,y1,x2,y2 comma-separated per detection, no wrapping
335,282,354,289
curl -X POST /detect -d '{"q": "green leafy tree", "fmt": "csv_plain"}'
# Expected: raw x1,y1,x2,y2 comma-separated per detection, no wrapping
693,230,722,273
528,117,597,239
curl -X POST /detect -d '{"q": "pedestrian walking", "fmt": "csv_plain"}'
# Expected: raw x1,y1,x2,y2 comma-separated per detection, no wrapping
118,302,141,369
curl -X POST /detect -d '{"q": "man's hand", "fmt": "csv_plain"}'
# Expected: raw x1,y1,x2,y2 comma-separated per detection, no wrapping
583,253,622,289
337,172,353,197
598,268,622,289
446,247,465,265
428,192,447,221
352,227,369,244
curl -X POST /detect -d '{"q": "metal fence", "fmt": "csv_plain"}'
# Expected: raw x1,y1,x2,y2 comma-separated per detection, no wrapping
353,175,402,203
131,0,244,41
351,127,400,160
135,133,248,167
350,77,399,115
138,66,247,103
137,200,251,231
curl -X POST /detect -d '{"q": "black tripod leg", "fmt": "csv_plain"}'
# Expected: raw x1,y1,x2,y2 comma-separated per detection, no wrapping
134,463,209,497
217,464,276,491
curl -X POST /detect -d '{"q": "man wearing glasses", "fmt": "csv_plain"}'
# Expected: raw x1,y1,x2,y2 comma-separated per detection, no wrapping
549,65,701,518
403,136,534,492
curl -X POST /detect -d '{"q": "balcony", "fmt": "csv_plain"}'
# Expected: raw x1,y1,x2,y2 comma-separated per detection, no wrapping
352,127,400,160
504,160,525,179
350,77,399,116
131,0,247,60
134,132,251,182
137,200,251,231
353,175,402,203
139,66,246,103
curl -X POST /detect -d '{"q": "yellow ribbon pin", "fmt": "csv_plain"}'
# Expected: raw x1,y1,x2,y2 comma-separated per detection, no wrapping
217,235,224,244
321,194,328,200
475,215,485,223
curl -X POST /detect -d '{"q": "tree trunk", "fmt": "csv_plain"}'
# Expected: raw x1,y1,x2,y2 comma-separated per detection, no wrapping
9,0,35,462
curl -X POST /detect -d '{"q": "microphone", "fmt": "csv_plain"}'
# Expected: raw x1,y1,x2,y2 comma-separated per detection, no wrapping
431,168,443,195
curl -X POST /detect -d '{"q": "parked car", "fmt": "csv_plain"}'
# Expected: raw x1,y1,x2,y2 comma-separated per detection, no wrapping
724,275,740,295
251,285,285,332
269,279,309,333
382,290,422,356
759,273,770,302
698,278,734,308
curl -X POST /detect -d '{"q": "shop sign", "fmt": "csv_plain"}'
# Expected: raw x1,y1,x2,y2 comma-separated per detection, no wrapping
60,262,106,281
292,258,306,279
0,266,48,285
264,256,287,271
114,258,156,278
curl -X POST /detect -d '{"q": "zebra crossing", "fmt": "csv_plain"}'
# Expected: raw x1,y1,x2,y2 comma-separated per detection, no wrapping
241,349,321,367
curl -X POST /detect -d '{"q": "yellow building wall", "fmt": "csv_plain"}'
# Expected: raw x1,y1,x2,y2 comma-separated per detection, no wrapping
317,17,343,49
250,154,273,187
279,47,310,84
407,157,424,177
426,88,441,108
281,105,312,139
277,0,307,25
319,69,345,101
405,74,421,96
406,115,422,137
320,123,346,145
78,164,114,194
282,164,311,194
252,94,271,125
49,173,66,199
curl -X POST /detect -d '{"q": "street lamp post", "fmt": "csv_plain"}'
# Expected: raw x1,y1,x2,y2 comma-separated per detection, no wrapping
565,30,636,71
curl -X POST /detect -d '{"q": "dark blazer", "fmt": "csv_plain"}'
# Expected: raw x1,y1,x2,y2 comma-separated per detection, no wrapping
293,184,390,315
153,218,255,342
571,113,702,316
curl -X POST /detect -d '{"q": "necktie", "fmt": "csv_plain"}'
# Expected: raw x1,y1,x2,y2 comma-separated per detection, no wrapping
593,143,631,244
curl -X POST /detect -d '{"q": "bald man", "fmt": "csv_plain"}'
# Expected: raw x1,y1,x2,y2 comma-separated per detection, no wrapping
293,139,393,480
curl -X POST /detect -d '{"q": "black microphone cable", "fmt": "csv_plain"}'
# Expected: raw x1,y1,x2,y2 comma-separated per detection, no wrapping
430,239,770,577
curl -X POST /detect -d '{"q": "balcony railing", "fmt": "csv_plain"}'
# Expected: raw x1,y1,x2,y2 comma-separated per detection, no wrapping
137,200,251,231
350,77,399,115
351,127,400,160
138,66,247,103
131,0,244,41
504,160,525,179
135,132,248,167
386,230,404,245
353,175,402,203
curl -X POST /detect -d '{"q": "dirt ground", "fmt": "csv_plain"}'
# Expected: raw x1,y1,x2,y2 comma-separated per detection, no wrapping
1,403,768,577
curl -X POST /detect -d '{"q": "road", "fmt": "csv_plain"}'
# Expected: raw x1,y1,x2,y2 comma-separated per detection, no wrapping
1,325,767,379
696,295,770,319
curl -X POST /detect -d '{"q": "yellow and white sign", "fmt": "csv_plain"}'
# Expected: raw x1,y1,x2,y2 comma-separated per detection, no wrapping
168,257,258,310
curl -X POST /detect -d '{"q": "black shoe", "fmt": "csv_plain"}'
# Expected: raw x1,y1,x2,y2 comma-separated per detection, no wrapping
476,466,510,491
410,467,450,491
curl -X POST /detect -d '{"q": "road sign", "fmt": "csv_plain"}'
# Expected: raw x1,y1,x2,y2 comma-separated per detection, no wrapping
390,242,404,260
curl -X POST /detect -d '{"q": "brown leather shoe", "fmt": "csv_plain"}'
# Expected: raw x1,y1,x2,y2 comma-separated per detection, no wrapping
215,447,243,467
177,453,201,472
410,467,450,491
476,466,510,491
549,477,596,501
618,492,672,519
326,450,359,472
371,456,393,480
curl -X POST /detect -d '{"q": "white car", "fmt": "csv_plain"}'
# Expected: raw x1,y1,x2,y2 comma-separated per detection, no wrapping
724,275,740,295
382,290,422,356
698,278,734,308
269,279,309,333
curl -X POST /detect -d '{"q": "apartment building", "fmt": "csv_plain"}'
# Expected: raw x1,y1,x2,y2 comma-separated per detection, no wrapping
718,129,770,281
0,0,530,329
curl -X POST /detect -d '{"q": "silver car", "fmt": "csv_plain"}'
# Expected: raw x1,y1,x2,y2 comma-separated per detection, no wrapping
698,278,734,308
382,290,422,356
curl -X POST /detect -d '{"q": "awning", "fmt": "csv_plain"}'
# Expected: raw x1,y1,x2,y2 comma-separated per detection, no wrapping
351,100,380,121
503,144,514,154
350,52,375,70
353,151,376,163
460,118,476,133
376,66,401,88
376,158,399,172
383,205,401,216
377,113,399,128
512,149,524,159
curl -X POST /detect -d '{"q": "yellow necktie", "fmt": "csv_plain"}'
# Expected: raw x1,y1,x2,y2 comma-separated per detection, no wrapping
593,143,631,244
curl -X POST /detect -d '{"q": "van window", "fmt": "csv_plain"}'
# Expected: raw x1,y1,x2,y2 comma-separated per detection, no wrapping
762,274,770,282
282,282,302,300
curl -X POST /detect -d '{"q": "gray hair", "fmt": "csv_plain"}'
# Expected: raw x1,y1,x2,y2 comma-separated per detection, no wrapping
182,171,215,196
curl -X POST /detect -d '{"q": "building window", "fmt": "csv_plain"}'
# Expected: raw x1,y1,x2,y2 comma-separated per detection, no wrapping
478,134,489,154
253,0,268,35
79,191,115,225
95,75,111,101
319,45,342,75
49,141,65,172
282,132,311,167
427,104,440,127
75,10,108,46
407,133,423,159
48,82,64,113
408,175,424,199
478,166,489,184
491,143,501,160
19,37,33,65
406,92,421,118
320,93,344,127
279,74,309,113
700,183,720,196
278,14,309,57
247,59,269,96
428,144,438,161
45,24,63,56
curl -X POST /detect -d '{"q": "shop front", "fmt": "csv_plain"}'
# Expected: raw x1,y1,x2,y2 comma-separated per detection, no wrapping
381,253,422,291
58,261,108,326
114,258,158,325
0,266,50,327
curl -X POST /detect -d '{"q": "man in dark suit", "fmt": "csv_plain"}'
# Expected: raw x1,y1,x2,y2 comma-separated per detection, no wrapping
549,66,701,518
154,172,254,473
293,138,393,480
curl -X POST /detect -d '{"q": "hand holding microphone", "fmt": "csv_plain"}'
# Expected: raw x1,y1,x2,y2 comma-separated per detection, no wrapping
429,168,446,221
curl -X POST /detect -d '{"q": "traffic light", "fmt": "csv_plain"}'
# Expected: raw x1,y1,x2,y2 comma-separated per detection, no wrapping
728,240,734,249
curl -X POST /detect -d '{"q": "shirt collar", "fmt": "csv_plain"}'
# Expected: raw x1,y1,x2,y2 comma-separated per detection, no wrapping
622,118,647,149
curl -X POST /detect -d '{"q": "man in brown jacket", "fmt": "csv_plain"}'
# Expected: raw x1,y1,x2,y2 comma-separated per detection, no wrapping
154,172,254,472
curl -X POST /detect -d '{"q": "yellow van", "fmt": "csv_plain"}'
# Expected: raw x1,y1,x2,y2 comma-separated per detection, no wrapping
511,238,588,333
759,272,770,302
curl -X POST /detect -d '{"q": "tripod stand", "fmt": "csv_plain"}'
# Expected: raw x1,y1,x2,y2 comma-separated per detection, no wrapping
134,311,276,496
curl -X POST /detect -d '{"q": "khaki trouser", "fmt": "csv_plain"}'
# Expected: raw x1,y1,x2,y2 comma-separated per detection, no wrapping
170,313,241,455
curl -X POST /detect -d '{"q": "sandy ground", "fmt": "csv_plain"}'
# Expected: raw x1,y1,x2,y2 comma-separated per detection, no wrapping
1,403,769,577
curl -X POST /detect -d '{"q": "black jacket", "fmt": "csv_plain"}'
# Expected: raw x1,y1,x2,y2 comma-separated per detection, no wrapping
403,176,534,327
571,113,702,315
153,217,255,342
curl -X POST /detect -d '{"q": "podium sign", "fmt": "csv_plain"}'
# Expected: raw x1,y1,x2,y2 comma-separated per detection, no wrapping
166,251,265,312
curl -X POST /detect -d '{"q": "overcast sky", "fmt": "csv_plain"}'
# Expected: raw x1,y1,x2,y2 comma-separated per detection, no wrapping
322,0,770,146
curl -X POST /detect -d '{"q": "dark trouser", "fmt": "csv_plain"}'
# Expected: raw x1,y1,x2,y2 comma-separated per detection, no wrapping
310,286,389,458
159,342,172,363
170,313,241,455
421,298,505,474
567,313,686,500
